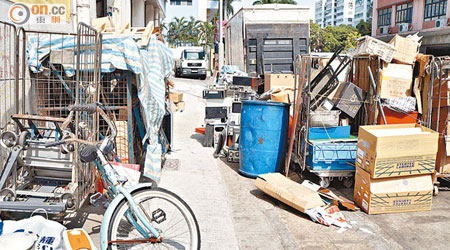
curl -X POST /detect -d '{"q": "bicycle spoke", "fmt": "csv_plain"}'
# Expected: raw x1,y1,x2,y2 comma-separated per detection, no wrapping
108,189,198,250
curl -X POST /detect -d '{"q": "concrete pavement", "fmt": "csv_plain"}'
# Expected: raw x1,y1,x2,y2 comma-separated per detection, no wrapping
75,76,450,250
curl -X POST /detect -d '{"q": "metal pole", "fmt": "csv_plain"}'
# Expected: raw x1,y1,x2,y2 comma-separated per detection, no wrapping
218,0,224,71
368,66,387,125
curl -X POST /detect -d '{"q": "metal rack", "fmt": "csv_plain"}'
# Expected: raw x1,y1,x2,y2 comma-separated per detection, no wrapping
0,22,101,217
291,52,359,188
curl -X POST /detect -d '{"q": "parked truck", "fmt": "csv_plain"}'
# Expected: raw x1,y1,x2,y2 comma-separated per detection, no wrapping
173,47,208,80
225,4,310,77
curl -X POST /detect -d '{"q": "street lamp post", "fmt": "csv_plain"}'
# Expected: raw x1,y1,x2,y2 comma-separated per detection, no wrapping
218,0,224,71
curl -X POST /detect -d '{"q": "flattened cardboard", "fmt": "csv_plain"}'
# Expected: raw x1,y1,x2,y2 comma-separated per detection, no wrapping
354,168,433,214
380,63,413,99
255,173,325,213
356,124,439,178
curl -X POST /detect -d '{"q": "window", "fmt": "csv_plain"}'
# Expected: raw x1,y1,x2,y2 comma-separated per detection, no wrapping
184,51,205,60
170,0,192,6
378,7,392,27
424,0,447,21
396,2,413,24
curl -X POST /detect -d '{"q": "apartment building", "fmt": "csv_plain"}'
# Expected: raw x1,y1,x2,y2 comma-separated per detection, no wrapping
315,0,355,28
353,0,372,26
164,0,218,22
372,0,450,55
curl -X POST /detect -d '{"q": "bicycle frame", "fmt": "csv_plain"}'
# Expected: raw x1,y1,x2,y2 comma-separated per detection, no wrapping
95,143,161,249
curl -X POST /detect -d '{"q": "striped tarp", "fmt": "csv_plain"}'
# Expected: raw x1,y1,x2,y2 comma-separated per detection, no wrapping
27,34,173,182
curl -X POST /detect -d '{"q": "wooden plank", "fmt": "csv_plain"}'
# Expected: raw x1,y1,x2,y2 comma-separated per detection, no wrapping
285,58,307,176
127,72,135,164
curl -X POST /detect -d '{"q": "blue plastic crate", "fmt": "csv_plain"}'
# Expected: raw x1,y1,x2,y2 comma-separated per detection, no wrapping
306,141,357,171
308,126,351,140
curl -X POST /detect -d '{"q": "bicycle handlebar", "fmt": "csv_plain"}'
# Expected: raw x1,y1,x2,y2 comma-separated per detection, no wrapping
70,103,98,114
44,140,66,148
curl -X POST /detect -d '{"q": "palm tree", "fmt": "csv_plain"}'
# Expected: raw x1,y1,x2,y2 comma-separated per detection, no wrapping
173,17,188,46
253,0,297,5
186,16,202,45
198,21,215,46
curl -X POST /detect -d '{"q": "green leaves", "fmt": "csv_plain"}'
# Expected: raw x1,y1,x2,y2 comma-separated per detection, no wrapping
162,17,215,48
310,20,362,52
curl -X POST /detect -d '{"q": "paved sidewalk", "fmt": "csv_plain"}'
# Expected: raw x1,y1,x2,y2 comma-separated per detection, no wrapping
159,77,240,249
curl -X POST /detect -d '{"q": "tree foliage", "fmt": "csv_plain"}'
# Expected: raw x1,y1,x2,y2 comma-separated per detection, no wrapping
161,17,215,48
253,0,297,4
356,19,372,36
310,21,361,52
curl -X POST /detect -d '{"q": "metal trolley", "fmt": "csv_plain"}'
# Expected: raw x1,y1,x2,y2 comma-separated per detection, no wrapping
0,23,101,218
291,51,360,188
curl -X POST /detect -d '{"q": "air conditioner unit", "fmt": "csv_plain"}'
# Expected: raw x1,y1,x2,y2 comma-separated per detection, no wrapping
399,23,409,33
435,18,448,27
380,26,388,34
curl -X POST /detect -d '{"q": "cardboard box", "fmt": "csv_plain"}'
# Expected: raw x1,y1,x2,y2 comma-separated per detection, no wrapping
264,74,295,92
389,35,420,65
270,88,294,103
432,79,450,108
169,91,183,103
353,168,433,214
355,36,395,63
356,124,439,179
332,82,366,118
255,173,325,213
176,101,185,111
380,63,413,99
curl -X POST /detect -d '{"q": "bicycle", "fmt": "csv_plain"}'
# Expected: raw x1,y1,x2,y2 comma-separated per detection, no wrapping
44,103,200,250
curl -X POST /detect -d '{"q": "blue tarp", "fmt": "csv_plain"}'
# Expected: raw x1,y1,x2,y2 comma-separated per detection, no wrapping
27,34,173,182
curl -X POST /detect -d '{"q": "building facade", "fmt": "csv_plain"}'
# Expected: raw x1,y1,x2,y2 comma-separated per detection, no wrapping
372,0,450,55
164,0,218,22
353,0,372,26
314,0,355,28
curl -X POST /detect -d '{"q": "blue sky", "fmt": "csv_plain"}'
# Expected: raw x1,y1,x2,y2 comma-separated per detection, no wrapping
231,0,315,20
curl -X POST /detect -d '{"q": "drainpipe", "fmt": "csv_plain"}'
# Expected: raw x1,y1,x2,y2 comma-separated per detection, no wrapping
77,0,91,27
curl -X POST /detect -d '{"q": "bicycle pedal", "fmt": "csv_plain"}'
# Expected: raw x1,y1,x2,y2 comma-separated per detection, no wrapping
152,208,166,224
90,192,106,207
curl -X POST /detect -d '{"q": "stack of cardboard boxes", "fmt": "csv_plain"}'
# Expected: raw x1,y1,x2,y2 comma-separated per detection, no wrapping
169,91,185,112
354,124,439,214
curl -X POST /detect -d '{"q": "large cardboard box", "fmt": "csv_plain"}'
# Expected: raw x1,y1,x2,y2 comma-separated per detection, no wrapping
356,124,439,179
389,35,420,65
255,173,325,213
264,74,295,92
380,63,413,99
354,168,433,214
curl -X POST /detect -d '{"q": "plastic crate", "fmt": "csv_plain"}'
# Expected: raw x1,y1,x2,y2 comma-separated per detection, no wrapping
306,141,357,171
308,126,350,140
309,110,340,127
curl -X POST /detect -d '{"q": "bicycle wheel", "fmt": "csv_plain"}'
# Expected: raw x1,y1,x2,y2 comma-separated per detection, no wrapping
108,187,200,250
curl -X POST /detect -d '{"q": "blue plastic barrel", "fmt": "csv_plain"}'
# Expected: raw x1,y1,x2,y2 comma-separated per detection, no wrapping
239,100,290,177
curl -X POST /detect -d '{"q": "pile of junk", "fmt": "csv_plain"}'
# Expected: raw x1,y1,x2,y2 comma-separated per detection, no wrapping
0,19,173,225
200,33,450,222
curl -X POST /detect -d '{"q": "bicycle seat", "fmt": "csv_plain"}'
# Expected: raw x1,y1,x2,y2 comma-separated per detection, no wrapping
80,145,97,163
